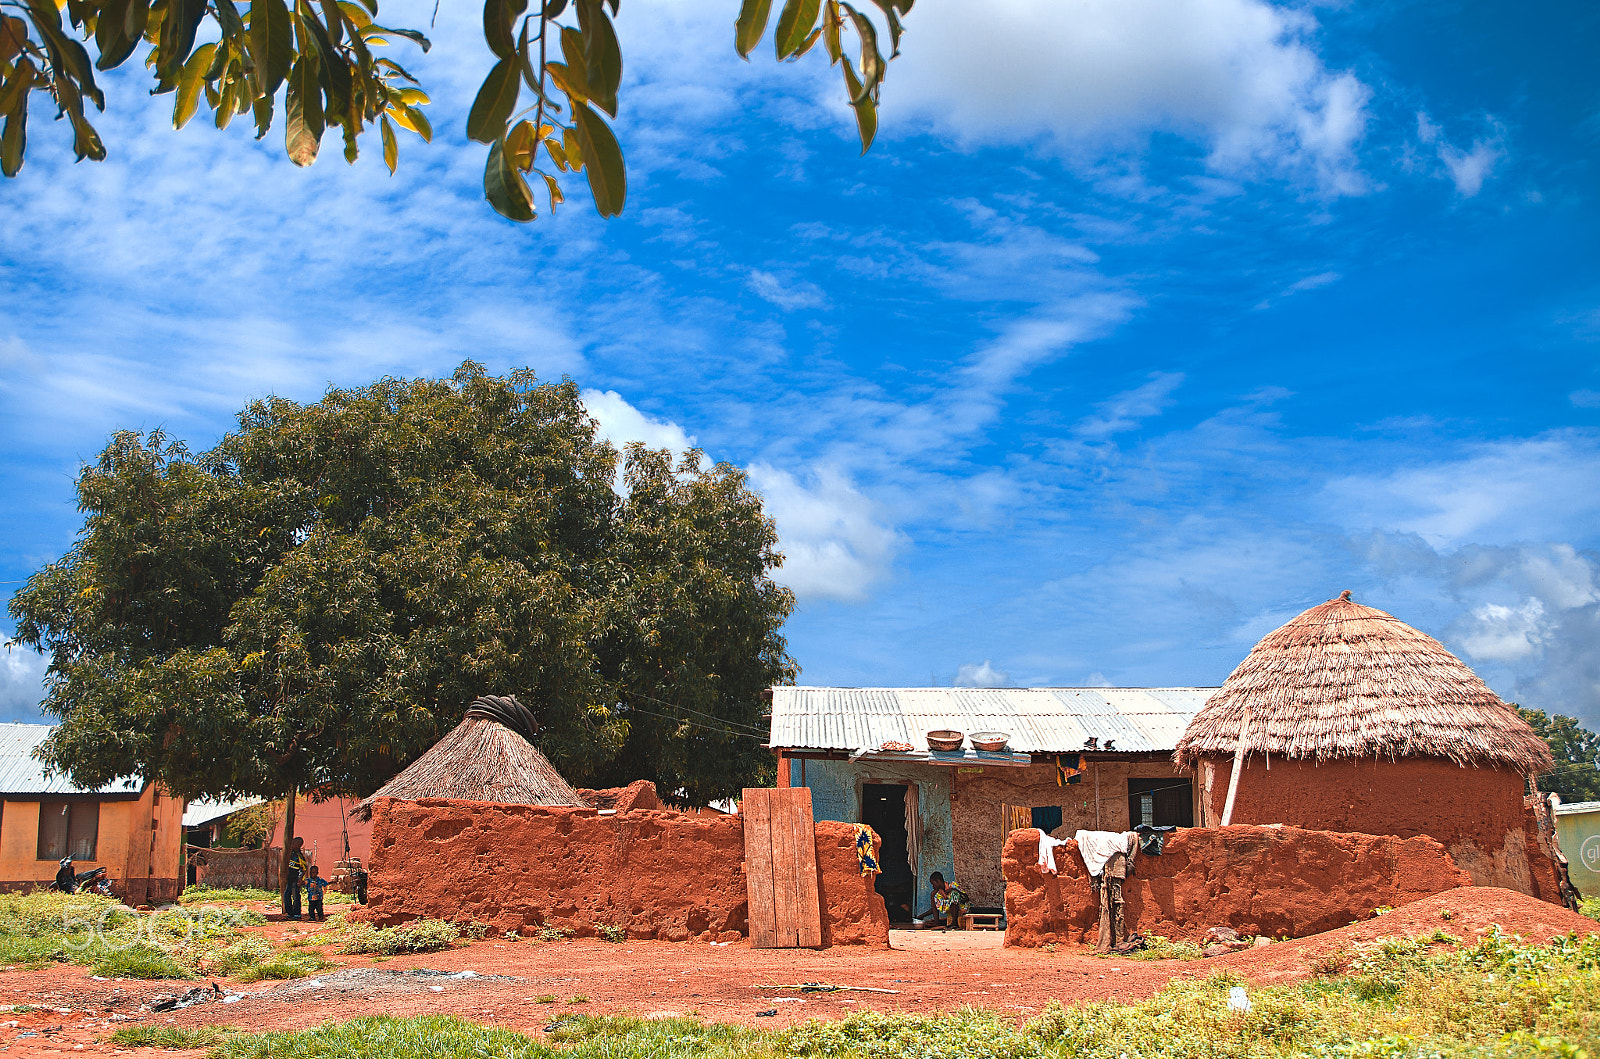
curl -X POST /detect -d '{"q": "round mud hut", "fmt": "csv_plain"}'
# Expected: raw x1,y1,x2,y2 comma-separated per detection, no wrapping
352,695,588,820
1174,591,1553,893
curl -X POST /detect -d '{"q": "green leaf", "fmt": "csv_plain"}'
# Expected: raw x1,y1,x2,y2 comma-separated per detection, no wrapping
251,88,273,138
576,0,619,116
284,55,323,165
505,117,536,170
838,1,880,100
123,0,150,45
215,0,246,41
363,24,430,51
543,61,586,105
296,1,350,116
792,24,822,58
388,103,431,141
541,170,563,208
0,99,26,177
541,0,567,17
249,0,293,98
733,0,772,58
543,134,570,171
570,99,624,217
841,56,874,152
483,135,535,221
774,0,819,60
157,0,207,77
821,0,841,62
466,55,519,144
70,112,105,160
863,0,903,57
94,0,138,69
481,0,525,60
557,25,589,95
172,42,216,128
380,113,397,172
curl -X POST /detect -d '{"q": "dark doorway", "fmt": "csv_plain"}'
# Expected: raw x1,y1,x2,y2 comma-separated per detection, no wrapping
862,784,914,923
1127,778,1194,829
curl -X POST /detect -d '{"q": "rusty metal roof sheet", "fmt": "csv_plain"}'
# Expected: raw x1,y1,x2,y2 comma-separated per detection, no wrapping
0,723,143,796
768,687,1216,754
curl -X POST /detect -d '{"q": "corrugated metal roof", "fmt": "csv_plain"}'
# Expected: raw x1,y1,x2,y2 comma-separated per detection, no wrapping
768,687,1217,754
183,796,267,829
1554,800,1600,816
0,723,144,796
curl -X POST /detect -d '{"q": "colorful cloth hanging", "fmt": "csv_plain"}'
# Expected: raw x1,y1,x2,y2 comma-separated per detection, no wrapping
853,824,882,876
1056,753,1085,786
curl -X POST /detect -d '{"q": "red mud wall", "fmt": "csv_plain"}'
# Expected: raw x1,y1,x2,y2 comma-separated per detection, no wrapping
1003,825,1471,946
361,798,887,947
1197,756,1551,897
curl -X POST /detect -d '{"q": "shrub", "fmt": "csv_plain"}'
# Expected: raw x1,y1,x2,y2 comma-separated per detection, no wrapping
598,925,627,943
535,925,571,942
111,1025,238,1048
235,949,334,982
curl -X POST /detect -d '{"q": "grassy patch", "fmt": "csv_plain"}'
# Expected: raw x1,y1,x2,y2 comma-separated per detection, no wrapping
1116,935,1203,961
214,1016,544,1059
0,890,325,981
234,949,335,982
597,924,627,943
336,918,461,955
1581,896,1600,923
180,885,354,905
210,928,1600,1058
109,1024,238,1048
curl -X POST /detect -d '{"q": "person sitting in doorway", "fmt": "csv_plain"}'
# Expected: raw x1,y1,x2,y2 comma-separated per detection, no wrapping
918,872,969,929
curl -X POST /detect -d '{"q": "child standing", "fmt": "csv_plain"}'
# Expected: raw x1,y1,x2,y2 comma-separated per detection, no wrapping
305,866,327,922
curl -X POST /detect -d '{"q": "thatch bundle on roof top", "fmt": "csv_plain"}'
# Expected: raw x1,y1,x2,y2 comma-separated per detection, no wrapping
352,695,589,819
1173,591,1552,774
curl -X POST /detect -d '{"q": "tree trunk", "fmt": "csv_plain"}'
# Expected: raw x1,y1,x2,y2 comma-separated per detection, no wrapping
278,788,297,897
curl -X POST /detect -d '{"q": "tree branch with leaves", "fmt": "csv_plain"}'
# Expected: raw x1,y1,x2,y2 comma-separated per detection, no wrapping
0,0,912,221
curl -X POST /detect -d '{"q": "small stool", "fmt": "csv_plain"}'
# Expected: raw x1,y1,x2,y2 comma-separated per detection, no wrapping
961,913,1003,931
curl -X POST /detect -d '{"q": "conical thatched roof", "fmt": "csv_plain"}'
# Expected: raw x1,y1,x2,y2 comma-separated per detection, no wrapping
1174,592,1552,773
352,695,588,819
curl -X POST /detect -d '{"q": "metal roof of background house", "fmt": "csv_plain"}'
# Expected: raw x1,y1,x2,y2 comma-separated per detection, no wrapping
768,687,1218,755
0,722,144,796
183,796,267,828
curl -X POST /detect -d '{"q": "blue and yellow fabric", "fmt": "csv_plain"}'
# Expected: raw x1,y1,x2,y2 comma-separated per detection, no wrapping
852,824,881,876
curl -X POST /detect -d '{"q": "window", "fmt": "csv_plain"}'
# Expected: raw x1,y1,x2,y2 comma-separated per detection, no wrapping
37,801,99,861
1126,779,1194,829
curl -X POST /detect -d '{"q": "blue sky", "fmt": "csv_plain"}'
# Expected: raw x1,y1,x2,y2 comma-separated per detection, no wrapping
3,0,1598,727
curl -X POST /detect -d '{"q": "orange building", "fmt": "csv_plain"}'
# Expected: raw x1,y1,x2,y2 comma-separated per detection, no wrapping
0,723,185,905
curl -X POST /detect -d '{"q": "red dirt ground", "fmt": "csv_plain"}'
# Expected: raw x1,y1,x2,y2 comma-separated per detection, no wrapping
0,886,1591,1058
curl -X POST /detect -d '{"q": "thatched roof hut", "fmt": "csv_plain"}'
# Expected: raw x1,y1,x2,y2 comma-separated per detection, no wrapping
1174,591,1552,774
352,695,589,820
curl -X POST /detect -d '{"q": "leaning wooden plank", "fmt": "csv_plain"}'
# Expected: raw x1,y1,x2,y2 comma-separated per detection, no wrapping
770,786,801,947
785,787,824,948
743,787,779,949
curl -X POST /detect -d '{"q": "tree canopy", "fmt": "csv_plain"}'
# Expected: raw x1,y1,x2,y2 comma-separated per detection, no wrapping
0,0,912,221
1519,707,1600,804
9,364,797,810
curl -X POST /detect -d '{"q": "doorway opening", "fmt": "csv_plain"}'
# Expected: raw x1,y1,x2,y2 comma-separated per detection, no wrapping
862,783,914,923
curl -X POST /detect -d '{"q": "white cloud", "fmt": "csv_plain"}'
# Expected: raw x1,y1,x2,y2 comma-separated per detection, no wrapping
1416,112,1503,197
1286,271,1341,294
955,660,1011,687
1319,434,1600,547
0,646,47,724
1571,389,1600,409
746,270,828,311
1457,598,1547,663
583,389,700,456
890,0,1370,192
1076,372,1185,438
747,463,902,602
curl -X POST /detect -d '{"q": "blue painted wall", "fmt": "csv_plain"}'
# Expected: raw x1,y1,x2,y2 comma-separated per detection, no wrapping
792,758,954,916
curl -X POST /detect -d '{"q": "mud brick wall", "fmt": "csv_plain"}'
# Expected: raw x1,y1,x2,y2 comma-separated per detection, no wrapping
1003,824,1472,947
361,798,888,947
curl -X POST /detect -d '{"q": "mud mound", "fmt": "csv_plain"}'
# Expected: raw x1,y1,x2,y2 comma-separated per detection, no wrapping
1212,886,1597,982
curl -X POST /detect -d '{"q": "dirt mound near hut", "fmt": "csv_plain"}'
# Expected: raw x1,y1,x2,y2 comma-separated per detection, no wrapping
1208,885,1597,983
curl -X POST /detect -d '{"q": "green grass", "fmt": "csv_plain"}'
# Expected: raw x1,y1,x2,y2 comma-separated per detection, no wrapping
109,1024,239,1048
597,924,628,943
335,918,461,955
0,890,324,981
208,928,1600,1059
1580,896,1600,923
1112,935,1204,961
180,884,355,905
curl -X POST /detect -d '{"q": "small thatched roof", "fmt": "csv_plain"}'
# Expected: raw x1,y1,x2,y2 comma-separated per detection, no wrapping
352,695,589,820
1173,592,1552,774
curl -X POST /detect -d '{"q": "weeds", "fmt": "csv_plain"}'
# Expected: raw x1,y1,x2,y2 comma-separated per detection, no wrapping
535,925,572,942
1119,935,1203,961
110,1024,239,1047
568,995,591,1004
536,995,557,1003
336,918,461,955
598,924,628,943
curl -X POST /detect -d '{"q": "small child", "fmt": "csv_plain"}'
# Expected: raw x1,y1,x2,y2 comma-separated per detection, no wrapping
305,866,327,922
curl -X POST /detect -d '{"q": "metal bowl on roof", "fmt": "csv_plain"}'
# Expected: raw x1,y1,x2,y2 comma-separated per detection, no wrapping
969,731,1011,752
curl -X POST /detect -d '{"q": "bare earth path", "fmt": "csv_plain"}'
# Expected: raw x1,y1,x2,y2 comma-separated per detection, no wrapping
0,887,1591,1057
